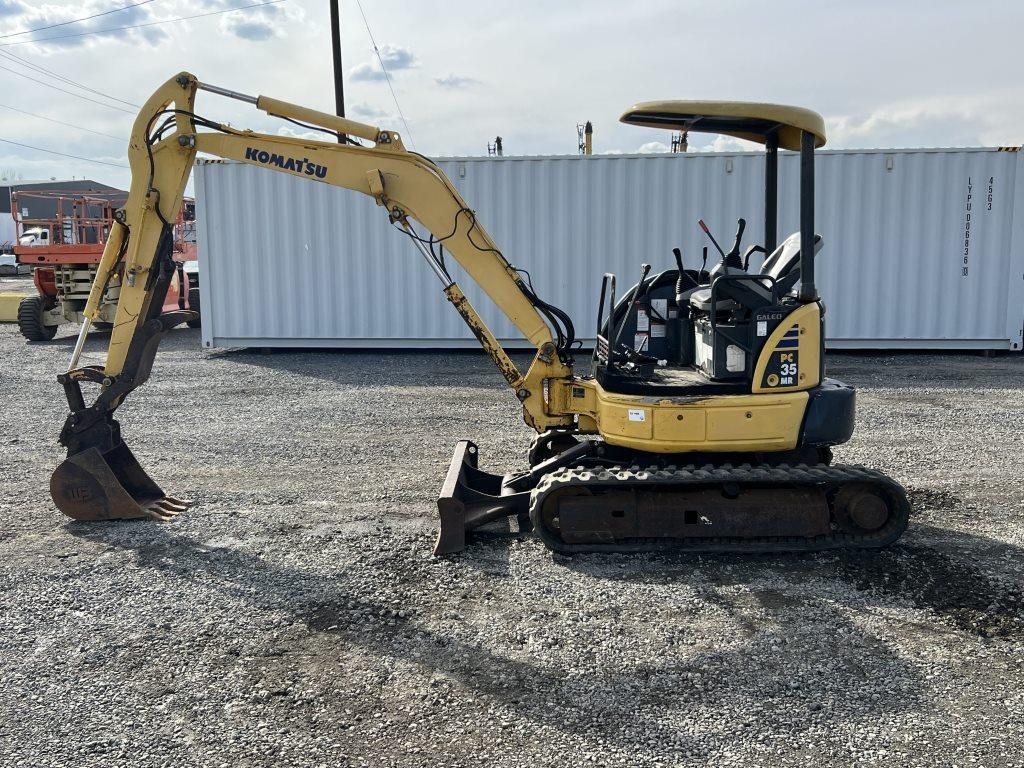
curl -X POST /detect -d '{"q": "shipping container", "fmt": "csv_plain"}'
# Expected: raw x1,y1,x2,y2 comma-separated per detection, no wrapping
194,147,1024,352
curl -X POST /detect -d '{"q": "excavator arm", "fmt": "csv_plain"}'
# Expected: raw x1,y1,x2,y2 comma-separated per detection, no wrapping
51,72,574,523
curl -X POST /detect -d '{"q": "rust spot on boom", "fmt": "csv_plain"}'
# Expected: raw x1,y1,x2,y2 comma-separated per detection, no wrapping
445,284,522,388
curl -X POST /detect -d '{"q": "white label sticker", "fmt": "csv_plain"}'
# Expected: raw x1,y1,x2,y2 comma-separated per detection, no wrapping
636,308,650,332
628,408,646,422
634,333,649,351
756,320,767,337
651,298,667,318
651,322,666,338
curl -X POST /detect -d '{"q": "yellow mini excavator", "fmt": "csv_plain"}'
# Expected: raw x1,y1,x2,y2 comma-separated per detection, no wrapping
50,74,910,555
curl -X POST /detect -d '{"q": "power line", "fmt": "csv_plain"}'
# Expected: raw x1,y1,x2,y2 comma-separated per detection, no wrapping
0,102,126,142
0,63,135,114
0,0,160,41
0,137,128,168
0,0,287,48
0,50,139,108
353,0,415,150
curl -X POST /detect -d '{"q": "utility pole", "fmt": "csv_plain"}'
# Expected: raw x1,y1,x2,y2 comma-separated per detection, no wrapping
329,0,345,142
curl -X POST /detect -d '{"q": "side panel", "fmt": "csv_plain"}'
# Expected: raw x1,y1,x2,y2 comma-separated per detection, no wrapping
580,383,809,454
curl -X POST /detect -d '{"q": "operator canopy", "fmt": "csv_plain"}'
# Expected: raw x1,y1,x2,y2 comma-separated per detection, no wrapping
620,100,826,151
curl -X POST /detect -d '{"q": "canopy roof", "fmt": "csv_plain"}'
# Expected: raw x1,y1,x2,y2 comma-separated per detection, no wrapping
620,100,826,150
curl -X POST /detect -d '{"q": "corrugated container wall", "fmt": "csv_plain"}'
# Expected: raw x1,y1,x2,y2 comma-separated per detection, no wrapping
0,215,15,249
194,148,1024,351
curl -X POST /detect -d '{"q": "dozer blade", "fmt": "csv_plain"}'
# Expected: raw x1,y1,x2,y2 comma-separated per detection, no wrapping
434,440,530,556
50,441,188,522
434,439,594,555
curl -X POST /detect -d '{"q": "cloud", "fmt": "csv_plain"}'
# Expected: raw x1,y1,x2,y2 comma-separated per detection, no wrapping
378,44,416,70
216,0,287,41
350,102,387,118
693,135,761,153
349,63,387,82
826,101,984,148
9,0,292,50
0,0,25,18
349,44,417,81
637,140,669,154
276,126,322,141
10,0,168,50
220,18,274,40
348,103,399,125
435,74,480,89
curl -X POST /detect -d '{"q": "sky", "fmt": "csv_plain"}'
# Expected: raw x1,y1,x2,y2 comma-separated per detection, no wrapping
0,0,1022,190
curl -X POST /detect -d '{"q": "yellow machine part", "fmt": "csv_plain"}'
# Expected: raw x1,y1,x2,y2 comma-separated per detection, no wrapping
0,293,31,322
565,303,824,453
571,382,809,453
750,302,822,394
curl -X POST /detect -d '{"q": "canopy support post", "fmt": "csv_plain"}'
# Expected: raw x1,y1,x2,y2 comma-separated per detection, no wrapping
798,129,817,302
764,132,778,255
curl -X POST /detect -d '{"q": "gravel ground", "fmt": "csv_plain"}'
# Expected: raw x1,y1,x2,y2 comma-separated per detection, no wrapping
1,321,1023,767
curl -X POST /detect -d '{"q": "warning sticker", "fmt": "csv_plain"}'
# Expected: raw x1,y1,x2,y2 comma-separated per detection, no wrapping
636,308,650,332
651,298,667,319
634,333,648,351
651,322,666,338
756,320,767,337
628,408,646,422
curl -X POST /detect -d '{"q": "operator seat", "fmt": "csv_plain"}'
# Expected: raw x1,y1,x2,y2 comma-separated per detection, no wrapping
675,259,743,308
688,232,823,312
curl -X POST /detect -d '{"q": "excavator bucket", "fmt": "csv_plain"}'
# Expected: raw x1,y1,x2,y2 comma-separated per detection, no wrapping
50,441,187,522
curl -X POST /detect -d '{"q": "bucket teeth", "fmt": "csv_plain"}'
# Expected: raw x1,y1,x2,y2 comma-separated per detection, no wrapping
159,496,189,512
143,497,189,521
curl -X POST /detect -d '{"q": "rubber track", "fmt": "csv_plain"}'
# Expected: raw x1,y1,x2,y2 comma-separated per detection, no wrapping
529,462,911,554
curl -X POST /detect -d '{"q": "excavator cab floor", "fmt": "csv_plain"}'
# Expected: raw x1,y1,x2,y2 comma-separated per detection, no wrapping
594,362,750,398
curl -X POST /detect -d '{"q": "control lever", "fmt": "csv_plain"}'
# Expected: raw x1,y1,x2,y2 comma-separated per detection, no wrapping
698,219,726,260
726,218,746,266
610,262,651,369
672,247,697,296
701,218,746,272
672,247,684,273
701,246,708,279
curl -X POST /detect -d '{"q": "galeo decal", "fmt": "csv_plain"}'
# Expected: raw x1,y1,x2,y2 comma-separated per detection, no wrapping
244,147,327,178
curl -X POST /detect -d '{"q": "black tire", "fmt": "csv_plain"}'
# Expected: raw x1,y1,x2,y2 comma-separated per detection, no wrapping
185,286,201,328
17,295,58,341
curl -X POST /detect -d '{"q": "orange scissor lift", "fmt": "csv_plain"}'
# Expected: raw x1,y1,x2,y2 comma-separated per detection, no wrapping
13,190,198,341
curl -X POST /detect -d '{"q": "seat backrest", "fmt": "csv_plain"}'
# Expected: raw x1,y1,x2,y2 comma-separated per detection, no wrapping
759,232,823,293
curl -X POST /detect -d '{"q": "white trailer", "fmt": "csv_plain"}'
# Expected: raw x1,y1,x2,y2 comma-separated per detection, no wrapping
194,147,1024,352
